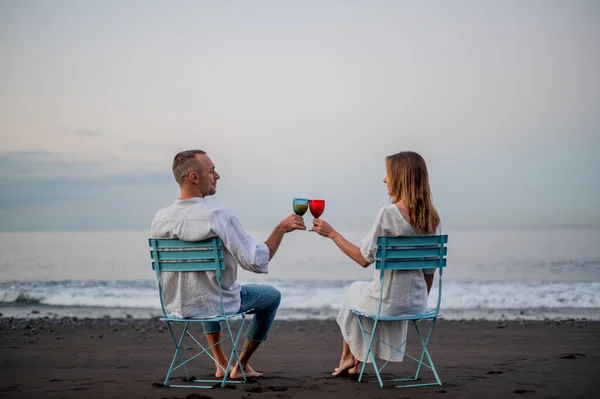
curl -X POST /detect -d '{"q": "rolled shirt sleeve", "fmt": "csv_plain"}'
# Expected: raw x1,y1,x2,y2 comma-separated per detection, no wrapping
359,207,387,264
212,213,270,274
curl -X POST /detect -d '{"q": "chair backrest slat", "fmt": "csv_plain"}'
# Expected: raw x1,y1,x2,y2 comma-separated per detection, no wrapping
149,237,224,272
155,261,224,272
379,258,447,270
151,239,217,249
376,247,447,260
154,249,224,262
380,235,448,247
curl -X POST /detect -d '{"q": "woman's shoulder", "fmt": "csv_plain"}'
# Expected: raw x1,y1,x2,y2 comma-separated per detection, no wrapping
380,203,404,216
373,203,406,223
376,203,398,212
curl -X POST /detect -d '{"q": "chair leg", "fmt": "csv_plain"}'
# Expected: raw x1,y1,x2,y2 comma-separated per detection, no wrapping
185,330,227,373
357,317,369,382
220,316,247,388
356,316,383,387
352,318,441,388
160,317,251,389
165,321,191,386
412,319,441,386
413,320,425,380
231,316,247,381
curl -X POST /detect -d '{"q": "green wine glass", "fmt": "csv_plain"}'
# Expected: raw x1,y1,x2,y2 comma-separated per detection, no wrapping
292,198,309,217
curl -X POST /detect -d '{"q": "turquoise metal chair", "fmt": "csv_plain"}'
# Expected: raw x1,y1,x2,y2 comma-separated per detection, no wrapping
350,235,448,388
149,237,250,388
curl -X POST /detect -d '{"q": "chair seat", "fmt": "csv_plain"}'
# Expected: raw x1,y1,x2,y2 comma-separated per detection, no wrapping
161,308,253,323
349,309,438,321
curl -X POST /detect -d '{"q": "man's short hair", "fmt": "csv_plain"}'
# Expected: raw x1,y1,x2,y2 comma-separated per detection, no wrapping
172,150,206,185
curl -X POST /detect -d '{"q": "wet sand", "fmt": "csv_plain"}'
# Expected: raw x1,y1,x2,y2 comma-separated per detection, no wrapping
1,317,598,398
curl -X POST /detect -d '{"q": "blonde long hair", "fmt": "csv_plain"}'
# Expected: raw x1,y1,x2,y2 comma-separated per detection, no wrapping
385,151,440,234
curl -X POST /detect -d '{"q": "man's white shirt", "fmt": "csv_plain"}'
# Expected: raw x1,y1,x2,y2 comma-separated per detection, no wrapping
150,197,270,318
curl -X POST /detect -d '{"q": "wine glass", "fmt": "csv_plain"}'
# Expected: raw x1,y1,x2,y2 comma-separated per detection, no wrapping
292,198,309,217
308,199,325,231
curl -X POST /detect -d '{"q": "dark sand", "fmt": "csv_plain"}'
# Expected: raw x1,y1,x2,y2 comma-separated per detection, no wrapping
1,317,598,398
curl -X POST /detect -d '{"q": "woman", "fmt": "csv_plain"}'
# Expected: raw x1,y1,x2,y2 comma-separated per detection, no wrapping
313,151,441,376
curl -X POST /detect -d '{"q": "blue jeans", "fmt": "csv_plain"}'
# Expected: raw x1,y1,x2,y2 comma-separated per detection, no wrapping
202,284,281,342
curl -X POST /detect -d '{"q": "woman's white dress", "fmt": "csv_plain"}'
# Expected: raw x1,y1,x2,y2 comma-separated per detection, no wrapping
336,204,441,362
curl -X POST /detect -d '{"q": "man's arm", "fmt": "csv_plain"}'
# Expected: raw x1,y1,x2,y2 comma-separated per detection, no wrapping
215,213,305,273
264,225,286,260
264,214,306,260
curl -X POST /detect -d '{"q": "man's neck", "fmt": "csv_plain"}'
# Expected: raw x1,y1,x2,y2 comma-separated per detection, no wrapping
179,190,204,200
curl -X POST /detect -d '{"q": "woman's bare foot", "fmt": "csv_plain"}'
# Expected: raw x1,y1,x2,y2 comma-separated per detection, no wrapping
332,357,356,376
229,363,263,379
348,362,361,375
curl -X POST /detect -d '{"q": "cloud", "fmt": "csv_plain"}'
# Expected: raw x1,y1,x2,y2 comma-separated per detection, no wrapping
0,151,175,231
0,151,105,179
0,150,169,180
0,179,175,232
123,140,183,154
73,128,102,138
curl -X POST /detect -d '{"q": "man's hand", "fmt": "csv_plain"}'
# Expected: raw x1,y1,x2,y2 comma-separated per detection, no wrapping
278,214,307,233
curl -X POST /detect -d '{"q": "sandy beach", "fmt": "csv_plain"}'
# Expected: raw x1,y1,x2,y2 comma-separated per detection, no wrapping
1,317,598,398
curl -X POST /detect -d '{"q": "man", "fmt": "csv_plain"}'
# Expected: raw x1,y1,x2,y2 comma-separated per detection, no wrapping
151,150,306,378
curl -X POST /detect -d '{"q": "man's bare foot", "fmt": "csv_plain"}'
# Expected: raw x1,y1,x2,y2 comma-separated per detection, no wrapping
214,359,228,378
229,363,263,379
332,358,356,376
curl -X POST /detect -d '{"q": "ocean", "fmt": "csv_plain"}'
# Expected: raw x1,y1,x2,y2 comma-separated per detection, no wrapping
0,228,599,321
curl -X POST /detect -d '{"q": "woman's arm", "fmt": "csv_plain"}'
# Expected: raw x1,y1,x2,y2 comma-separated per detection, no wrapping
313,219,370,267
331,231,370,267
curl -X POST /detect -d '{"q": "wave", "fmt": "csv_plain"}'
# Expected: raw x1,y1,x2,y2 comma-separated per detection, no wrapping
1,279,599,313
13,292,43,305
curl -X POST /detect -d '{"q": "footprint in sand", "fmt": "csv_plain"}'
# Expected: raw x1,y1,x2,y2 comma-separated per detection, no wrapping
514,389,535,394
557,353,585,359
245,386,288,393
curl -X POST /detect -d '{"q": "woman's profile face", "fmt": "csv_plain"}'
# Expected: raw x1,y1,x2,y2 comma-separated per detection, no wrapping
383,175,392,197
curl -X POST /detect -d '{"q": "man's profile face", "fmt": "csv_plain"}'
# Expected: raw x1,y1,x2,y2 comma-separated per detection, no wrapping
192,154,220,197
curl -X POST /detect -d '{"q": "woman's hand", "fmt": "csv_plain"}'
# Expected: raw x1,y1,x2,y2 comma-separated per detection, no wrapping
312,218,337,238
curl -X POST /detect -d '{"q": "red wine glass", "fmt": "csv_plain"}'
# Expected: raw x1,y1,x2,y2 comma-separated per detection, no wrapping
308,199,325,231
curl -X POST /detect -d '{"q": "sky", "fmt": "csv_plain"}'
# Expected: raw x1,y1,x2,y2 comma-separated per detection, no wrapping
1,0,599,232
